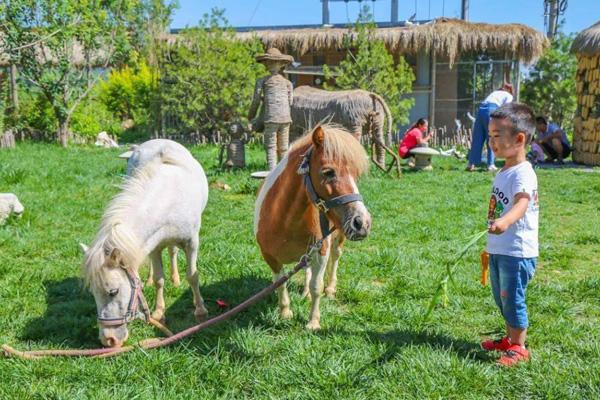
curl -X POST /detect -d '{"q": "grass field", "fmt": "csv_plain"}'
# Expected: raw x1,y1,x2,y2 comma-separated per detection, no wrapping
1,143,599,399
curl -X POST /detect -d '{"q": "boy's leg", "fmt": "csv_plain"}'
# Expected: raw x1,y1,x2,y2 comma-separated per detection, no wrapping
481,254,512,351
497,256,535,333
496,256,536,366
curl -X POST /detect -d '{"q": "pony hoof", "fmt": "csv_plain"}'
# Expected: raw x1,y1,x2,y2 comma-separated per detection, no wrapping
151,311,165,323
301,290,310,299
194,310,208,322
146,278,155,287
279,309,294,320
172,278,181,287
305,320,321,331
324,287,336,299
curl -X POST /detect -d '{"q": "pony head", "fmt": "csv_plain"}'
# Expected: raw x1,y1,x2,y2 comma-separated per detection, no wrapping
80,225,143,347
308,125,372,240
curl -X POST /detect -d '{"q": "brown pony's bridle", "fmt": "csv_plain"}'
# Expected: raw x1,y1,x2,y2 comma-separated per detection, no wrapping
97,268,151,328
298,145,364,238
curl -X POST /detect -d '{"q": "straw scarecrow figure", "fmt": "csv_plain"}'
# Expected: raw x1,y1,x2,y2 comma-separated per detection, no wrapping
248,48,294,170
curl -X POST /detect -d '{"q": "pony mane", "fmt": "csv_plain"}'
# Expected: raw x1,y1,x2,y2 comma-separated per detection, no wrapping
82,155,183,290
291,124,369,176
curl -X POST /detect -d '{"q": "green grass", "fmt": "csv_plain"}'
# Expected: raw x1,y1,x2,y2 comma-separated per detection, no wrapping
1,143,599,399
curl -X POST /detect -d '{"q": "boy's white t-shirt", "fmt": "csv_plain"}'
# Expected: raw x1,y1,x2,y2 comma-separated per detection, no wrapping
486,161,539,258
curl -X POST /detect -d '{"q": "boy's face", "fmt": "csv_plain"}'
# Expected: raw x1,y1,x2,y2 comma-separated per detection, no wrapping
488,118,526,160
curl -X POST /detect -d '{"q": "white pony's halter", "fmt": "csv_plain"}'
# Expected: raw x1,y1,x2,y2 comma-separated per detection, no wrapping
97,268,151,328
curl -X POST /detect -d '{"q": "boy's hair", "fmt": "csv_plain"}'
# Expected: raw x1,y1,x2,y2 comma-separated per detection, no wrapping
490,103,536,144
535,116,548,125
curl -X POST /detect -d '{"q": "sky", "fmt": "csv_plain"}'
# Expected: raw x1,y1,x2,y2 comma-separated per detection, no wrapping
171,0,599,35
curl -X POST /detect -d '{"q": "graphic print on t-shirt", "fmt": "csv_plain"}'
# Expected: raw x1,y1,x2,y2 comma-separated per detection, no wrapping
488,186,508,222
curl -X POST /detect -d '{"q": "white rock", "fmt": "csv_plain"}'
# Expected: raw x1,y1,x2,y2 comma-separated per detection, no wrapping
0,193,24,224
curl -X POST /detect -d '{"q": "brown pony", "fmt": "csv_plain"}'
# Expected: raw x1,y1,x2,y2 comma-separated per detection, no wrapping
254,124,372,330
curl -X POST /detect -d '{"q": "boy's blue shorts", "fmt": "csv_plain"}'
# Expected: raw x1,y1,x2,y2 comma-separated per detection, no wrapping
489,254,537,329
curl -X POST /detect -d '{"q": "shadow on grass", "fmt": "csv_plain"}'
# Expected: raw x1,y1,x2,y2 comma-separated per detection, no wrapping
20,277,98,347
19,274,275,350
163,274,274,334
318,327,492,387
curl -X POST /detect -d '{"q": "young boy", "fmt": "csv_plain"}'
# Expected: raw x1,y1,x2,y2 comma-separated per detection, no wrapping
481,103,539,367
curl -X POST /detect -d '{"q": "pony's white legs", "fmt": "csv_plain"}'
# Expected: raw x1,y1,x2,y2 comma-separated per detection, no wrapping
146,262,155,286
149,250,166,322
325,237,342,299
306,245,330,330
272,270,293,320
168,246,180,287
185,237,208,321
301,268,312,299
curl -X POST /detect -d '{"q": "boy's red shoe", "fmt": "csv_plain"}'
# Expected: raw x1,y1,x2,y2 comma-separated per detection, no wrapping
481,336,511,352
497,345,529,367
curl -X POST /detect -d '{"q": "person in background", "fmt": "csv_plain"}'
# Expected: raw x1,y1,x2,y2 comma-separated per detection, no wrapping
467,83,514,172
398,118,432,160
534,116,571,164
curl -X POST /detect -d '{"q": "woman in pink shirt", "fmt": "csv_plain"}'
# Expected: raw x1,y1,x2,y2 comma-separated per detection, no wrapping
398,118,432,159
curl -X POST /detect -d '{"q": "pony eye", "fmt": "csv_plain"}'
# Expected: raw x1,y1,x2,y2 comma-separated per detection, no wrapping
108,288,119,297
321,169,336,180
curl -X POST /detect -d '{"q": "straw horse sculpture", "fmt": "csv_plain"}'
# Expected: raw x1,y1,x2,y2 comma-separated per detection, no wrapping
255,124,372,330
291,86,398,172
81,139,209,347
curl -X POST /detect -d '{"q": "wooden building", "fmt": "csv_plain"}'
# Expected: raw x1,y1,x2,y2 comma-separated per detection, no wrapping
572,21,600,166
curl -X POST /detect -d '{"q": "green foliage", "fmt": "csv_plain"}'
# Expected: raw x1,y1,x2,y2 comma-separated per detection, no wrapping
521,32,577,132
17,89,57,139
98,61,154,126
1,0,174,145
71,93,123,138
324,6,415,126
159,9,265,136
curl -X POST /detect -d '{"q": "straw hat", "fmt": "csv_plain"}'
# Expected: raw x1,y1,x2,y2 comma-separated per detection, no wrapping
255,48,294,64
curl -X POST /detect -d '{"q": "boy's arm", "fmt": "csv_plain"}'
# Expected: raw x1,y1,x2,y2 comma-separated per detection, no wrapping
488,193,530,234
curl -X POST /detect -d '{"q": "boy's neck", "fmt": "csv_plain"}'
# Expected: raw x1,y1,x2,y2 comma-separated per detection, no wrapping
502,150,526,169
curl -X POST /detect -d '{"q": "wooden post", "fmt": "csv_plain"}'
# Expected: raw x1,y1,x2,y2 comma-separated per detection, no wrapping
515,61,521,102
322,0,330,25
429,50,437,129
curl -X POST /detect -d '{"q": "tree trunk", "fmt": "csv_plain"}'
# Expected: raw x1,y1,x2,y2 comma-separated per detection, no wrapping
58,119,70,148
9,64,19,114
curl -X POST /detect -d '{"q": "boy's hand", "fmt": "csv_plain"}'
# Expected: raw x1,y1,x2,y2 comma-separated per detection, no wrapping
488,218,509,234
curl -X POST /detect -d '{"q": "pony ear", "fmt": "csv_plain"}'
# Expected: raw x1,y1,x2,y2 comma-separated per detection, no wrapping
312,125,325,148
79,243,89,254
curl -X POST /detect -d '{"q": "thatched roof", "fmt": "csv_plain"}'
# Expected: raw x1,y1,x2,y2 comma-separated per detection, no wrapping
0,33,109,67
572,21,600,55
235,18,548,65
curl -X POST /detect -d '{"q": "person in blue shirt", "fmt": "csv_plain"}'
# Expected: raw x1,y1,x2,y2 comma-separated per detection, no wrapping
534,116,571,164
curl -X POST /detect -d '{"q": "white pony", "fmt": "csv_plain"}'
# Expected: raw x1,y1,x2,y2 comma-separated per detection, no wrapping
119,143,180,287
81,139,209,347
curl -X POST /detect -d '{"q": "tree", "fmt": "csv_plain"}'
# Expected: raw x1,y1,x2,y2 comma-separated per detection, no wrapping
521,31,577,132
1,0,168,147
158,9,265,137
324,6,415,128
